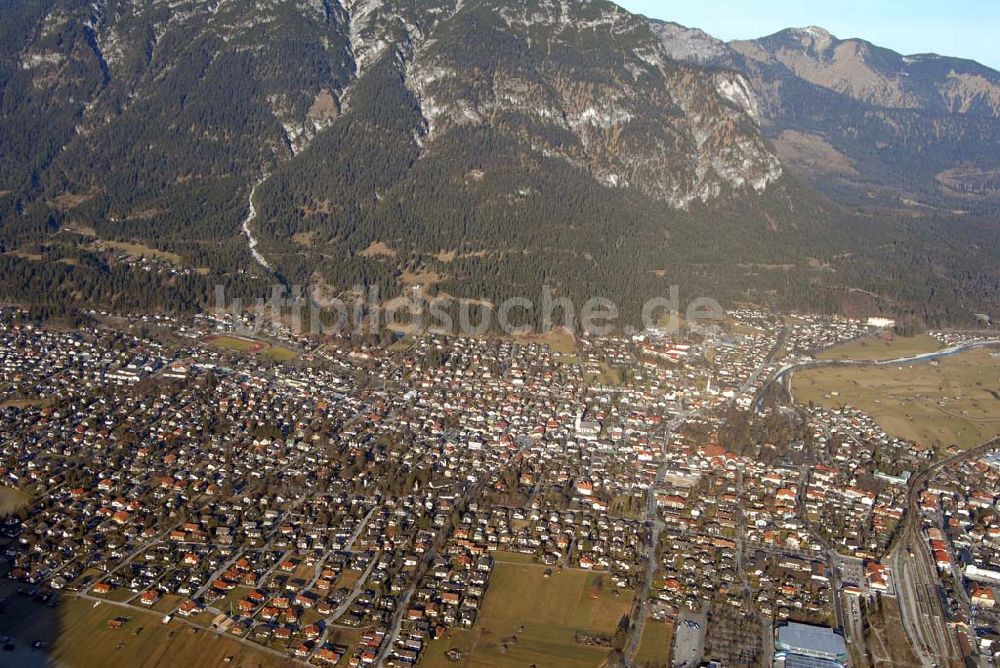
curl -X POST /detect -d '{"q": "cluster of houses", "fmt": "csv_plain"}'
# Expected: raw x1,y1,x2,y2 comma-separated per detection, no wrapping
89,246,201,279
640,419,837,627
784,314,874,357
1,304,996,666
929,330,998,348
796,406,928,557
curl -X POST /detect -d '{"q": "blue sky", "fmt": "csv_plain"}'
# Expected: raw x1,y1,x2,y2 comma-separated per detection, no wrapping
615,0,1000,70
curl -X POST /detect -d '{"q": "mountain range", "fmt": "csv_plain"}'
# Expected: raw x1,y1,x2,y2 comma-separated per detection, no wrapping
652,21,1000,212
0,0,997,325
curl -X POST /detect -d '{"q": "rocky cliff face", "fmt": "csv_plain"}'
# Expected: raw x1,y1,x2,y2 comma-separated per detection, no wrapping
1,0,783,216
397,0,781,207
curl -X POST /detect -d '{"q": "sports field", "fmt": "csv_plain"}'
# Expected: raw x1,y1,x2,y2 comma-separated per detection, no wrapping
204,334,266,353
419,560,634,667
795,348,1000,450
203,335,297,361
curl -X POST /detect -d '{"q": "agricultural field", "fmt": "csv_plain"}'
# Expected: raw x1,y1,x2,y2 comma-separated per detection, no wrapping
817,334,942,361
419,561,634,668
794,349,1000,451
0,584,295,668
0,486,28,515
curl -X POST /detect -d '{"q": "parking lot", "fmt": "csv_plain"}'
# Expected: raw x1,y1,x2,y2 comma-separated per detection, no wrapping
672,608,708,667
839,556,865,588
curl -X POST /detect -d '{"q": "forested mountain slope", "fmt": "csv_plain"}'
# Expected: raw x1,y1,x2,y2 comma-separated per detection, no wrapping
0,0,996,325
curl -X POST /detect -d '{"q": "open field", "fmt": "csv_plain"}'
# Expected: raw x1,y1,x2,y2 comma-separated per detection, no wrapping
1,398,54,409
817,334,943,361
263,345,298,362
0,583,295,668
399,268,443,287
585,362,623,387
0,486,28,515
795,349,1000,450
89,240,182,264
5,250,44,261
634,620,673,667
50,192,97,212
514,328,577,354
487,550,538,565
730,322,769,338
387,333,420,352
419,562,634,668
208,585,252,616
335,569,363,590
359,240,398,258
864,597,921,668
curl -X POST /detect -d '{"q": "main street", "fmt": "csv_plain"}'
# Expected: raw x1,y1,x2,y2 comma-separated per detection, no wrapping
624,409,694,666
625,323,786,666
